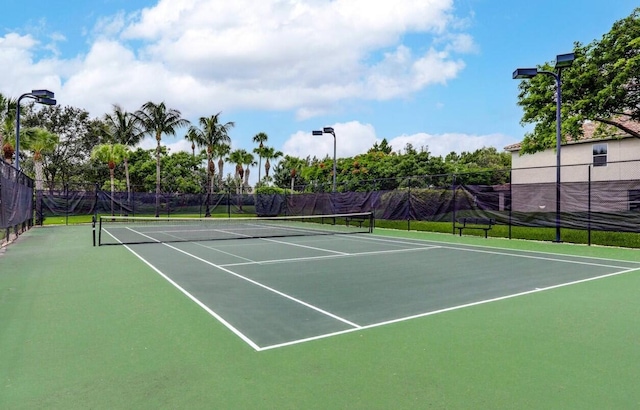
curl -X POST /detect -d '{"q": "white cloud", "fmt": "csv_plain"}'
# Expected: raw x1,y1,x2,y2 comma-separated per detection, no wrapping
283,121,377,159
388,132,510,157
139,135,193,154
283,121,511,160
0,0,473,120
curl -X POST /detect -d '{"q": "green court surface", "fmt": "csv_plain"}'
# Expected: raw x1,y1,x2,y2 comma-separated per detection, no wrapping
2,225,640,408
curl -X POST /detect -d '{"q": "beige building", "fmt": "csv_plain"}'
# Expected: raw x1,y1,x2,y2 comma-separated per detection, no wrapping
505,119,640,212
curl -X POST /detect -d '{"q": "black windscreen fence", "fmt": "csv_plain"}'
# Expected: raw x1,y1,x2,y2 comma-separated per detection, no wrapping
0,161,34,243
34,162,640,245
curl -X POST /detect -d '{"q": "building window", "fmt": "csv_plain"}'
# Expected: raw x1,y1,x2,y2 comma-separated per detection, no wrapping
593,143,607,167
630,190,640,211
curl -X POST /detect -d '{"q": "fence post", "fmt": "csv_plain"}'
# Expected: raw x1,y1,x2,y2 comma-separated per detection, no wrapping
451,174,457,235
93,183,99,221
509,170,512,240
588,165,592,246
65,183,69,226
407,177,411,231
227,185,231,218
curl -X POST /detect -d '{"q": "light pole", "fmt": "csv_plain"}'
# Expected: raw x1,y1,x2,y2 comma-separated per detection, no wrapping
312,127,337,193
15,89,57,171
513,52,574,243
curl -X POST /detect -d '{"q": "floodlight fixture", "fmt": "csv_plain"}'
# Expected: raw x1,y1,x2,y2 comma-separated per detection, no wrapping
14,89,56,171
37,97,57,105
312,127,337,192
512,68,539,79
323,127,335,134
555,52,575,69
30,89,55,98
513,53,573,243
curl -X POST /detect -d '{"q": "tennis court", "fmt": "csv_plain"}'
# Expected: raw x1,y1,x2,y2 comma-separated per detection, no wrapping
99,214,640,351
6,221,640,408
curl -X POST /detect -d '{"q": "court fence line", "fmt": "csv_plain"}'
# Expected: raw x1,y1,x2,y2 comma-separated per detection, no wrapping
34,160,640,247
0,160,34,246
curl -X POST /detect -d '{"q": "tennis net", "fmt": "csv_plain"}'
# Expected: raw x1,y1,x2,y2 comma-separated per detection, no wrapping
96,212,374,246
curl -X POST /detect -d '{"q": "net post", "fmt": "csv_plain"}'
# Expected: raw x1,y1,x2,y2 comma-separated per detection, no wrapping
97,216,103,246
92,215,96,247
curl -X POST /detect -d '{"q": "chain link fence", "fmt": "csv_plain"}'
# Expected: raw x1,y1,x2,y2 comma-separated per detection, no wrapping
33,160,640,247
1,161,34,245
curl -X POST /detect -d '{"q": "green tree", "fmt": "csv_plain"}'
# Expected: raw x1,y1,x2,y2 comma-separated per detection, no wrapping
24,104,103,190
91,144,127,215
104,105,143,201
273,155,309,190
0,93,17,160
242,150,256,189
23,128,59,190
228,149,248,193
160,151,206,194
188,113,234,195
214,143,231,188
134,101,190,216
260,145,283,181
516,8,640,153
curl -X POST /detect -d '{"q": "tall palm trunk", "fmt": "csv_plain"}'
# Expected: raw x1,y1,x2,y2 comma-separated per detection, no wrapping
155,134,161,217
34,159,44,190
109,162,116,216
218,158,225,187
208,159,215,193
124,158,131,205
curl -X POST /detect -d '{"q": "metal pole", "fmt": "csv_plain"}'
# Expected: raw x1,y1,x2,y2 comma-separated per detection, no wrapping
15,95,23,171
554,72,562,243
588,165,592,246
452,174,457,235
332,133,336,193
508,170,512,240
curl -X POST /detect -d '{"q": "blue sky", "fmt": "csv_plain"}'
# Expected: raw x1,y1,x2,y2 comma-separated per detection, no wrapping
1,0,638,178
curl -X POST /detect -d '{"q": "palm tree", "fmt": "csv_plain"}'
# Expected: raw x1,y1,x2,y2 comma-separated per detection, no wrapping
23,128,58,190
0,94,17,164
91,143,127,216
104,105,142,203
134,101,190,217
228,149,248,193
252,132,268,181
184,127,199,158
261,146,283,180
242,151,256,189
191,113,234,195
215,142,231,188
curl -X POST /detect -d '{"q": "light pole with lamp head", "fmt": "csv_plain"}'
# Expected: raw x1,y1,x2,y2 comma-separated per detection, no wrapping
312,127,337,193
15,89,57,171
513,52,574,243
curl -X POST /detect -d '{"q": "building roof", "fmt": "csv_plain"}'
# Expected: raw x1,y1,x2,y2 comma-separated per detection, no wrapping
504,117,640,152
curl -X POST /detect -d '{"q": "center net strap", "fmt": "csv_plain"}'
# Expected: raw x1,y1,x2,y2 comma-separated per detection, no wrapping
98,212,373,245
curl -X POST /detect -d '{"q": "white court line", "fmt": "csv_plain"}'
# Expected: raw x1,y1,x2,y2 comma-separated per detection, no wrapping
107,228,640,351
260,237,350,255
114,234,361,351
258,265,640,351
161,242,361,329
221,246,441,267
353,234,639,270
365,232,640,266
125,244,263,351
191,241,257,263
104,227,262,350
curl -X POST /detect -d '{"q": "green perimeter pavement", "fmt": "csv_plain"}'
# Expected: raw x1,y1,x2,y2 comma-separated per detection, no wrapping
2,225,640,409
